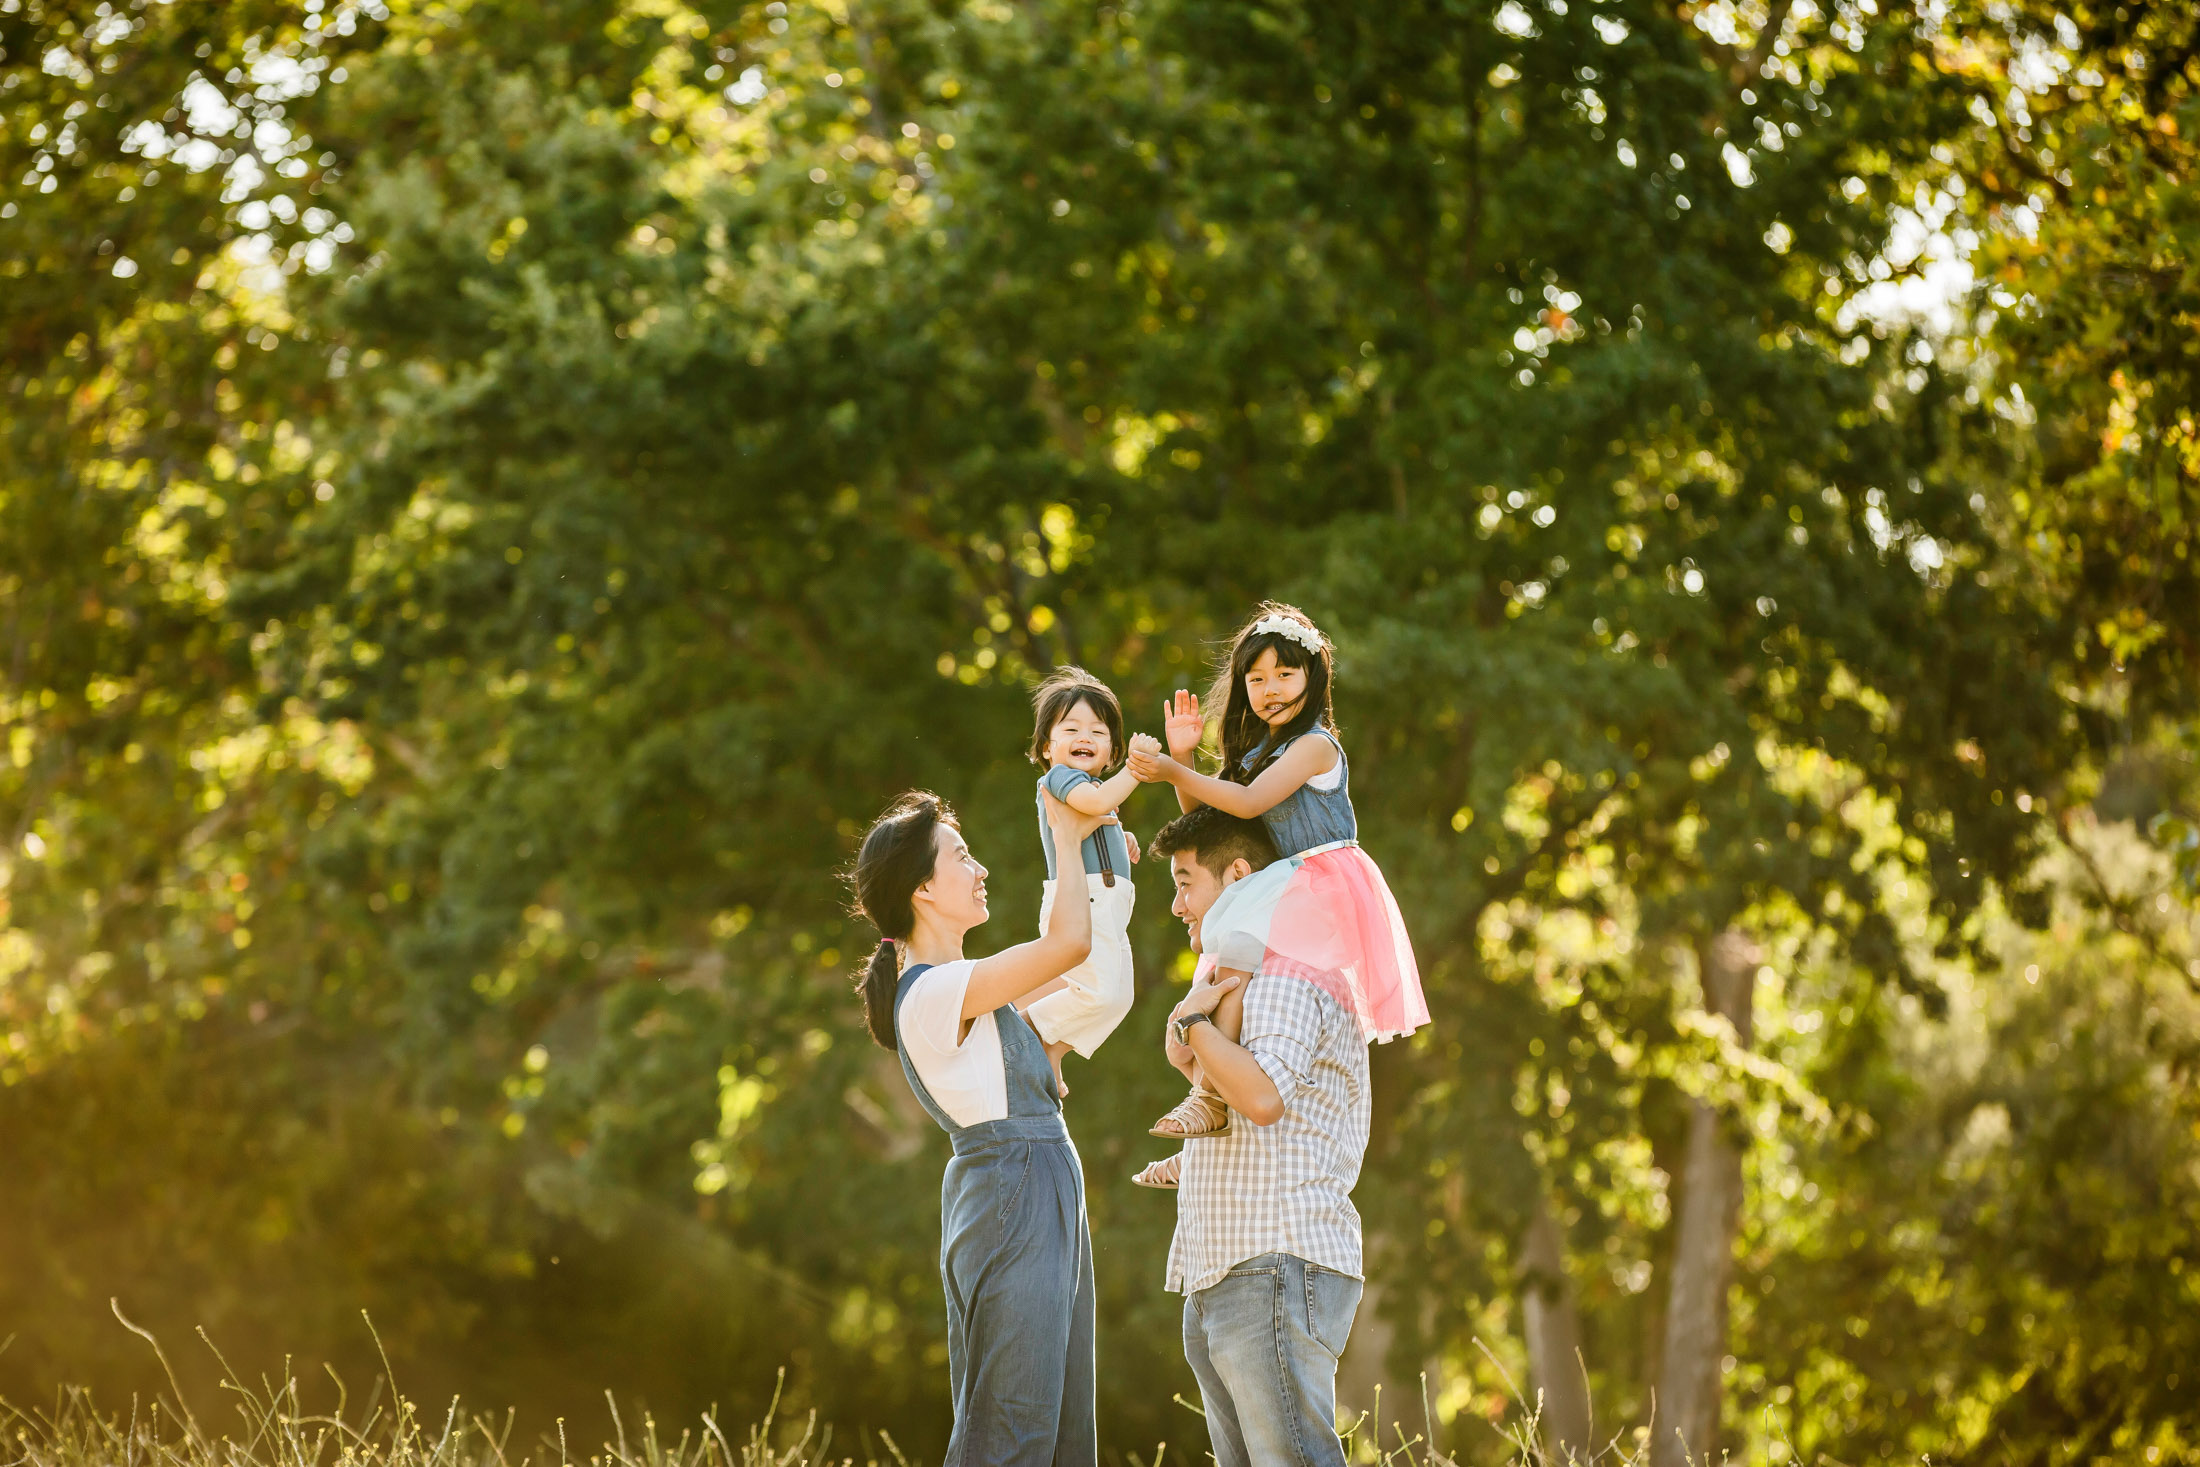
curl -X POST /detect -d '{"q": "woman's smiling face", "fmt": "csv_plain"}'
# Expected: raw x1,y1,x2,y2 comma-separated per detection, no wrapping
915,820,989,929
1244,647,1309,728
1044,697,1115,773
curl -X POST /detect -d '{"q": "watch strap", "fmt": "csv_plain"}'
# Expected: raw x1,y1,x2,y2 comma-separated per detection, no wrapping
1174,1010,1215,1045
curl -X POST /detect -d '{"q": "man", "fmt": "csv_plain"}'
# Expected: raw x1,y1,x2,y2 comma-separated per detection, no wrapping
1145,806,1372,1467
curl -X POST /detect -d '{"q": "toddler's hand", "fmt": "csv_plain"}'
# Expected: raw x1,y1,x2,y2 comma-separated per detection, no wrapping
1125,830,1142,865
1128,734,1170,782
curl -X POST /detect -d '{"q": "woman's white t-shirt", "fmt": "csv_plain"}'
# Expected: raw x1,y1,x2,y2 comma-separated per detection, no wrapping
897,958,1009,1129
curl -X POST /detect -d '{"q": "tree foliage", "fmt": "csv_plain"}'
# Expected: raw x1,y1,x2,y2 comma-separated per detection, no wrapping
4,0,2197,1461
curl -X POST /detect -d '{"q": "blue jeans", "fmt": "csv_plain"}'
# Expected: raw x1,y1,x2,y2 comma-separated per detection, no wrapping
1182,1253,1363,1467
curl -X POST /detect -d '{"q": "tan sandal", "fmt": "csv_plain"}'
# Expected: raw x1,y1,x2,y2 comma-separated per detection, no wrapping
1132,1153,1182,1189
1149,1086,1230,1138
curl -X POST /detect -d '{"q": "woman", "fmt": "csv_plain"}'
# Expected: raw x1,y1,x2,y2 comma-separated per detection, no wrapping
850,788,1109,1465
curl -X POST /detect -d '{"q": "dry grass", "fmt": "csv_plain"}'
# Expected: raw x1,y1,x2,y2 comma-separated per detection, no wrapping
0,1309,1680,1467
0,1304,902,1467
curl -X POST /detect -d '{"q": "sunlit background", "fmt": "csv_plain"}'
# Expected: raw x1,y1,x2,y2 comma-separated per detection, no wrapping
5,1,2198,1462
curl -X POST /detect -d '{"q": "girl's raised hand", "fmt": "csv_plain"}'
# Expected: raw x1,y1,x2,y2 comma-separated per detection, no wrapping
1163,690,1204,761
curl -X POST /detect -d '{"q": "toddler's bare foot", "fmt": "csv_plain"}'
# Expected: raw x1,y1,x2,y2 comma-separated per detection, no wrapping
1045,1039,1072,1099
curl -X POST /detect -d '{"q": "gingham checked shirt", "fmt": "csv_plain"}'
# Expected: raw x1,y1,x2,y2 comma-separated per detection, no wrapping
1166,973,1372,1295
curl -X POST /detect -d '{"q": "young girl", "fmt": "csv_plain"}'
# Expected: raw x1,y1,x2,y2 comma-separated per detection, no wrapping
1021,667,1148,1093
1128,603,1428,1144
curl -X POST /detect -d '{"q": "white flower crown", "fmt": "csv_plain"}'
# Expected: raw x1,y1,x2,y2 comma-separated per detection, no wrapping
1251,613,1325,655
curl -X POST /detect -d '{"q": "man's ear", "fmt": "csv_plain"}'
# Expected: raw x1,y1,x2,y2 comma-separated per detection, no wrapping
1225,857,1252,885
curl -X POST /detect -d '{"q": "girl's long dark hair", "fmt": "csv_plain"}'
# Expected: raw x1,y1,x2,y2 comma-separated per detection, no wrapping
847,790,953,1051
1205,601,1336,783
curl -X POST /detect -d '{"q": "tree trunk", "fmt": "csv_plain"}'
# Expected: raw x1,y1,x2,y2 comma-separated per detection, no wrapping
1520,1191,1593,1464
1649,930,1759,1467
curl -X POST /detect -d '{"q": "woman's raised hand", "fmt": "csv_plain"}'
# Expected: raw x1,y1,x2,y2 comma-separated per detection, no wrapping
1163,690,1204,761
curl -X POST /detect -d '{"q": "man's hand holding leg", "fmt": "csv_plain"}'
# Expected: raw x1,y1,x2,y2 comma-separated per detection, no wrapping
1171,970,1284,1127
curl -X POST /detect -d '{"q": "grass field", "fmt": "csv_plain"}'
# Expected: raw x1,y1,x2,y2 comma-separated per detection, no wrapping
4,1307,1605,1467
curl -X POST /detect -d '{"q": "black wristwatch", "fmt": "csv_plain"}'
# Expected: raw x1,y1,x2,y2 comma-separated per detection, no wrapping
1172,1010,1216,1047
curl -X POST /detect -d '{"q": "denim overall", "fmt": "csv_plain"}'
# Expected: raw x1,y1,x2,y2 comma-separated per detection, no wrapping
895,966,1097,1467
1035,771,1131,886
1245,729,1356,855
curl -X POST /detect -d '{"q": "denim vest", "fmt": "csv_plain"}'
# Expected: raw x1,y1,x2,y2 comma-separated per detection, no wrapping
1244,728,1357,856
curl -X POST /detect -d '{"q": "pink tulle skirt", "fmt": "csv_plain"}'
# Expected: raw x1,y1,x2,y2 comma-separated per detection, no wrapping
1198,842,1429,1043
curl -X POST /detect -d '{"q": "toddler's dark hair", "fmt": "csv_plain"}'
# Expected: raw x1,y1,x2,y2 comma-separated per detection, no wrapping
1027,667,1127,773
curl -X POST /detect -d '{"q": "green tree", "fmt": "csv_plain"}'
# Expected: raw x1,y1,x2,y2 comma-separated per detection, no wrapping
6,0,2196,1461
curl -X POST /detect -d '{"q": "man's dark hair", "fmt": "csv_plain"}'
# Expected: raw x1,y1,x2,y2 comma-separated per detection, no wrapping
1149,807,1279,878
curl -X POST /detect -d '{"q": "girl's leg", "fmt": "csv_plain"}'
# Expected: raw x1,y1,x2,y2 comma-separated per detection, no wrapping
1212,977,1247,1044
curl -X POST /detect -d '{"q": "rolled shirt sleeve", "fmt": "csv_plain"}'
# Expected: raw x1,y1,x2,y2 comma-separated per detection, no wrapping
1238,974,1323,1105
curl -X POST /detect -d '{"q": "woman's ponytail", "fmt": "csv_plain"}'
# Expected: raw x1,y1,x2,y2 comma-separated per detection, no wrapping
847,791,954,1052
860,938,900,1051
